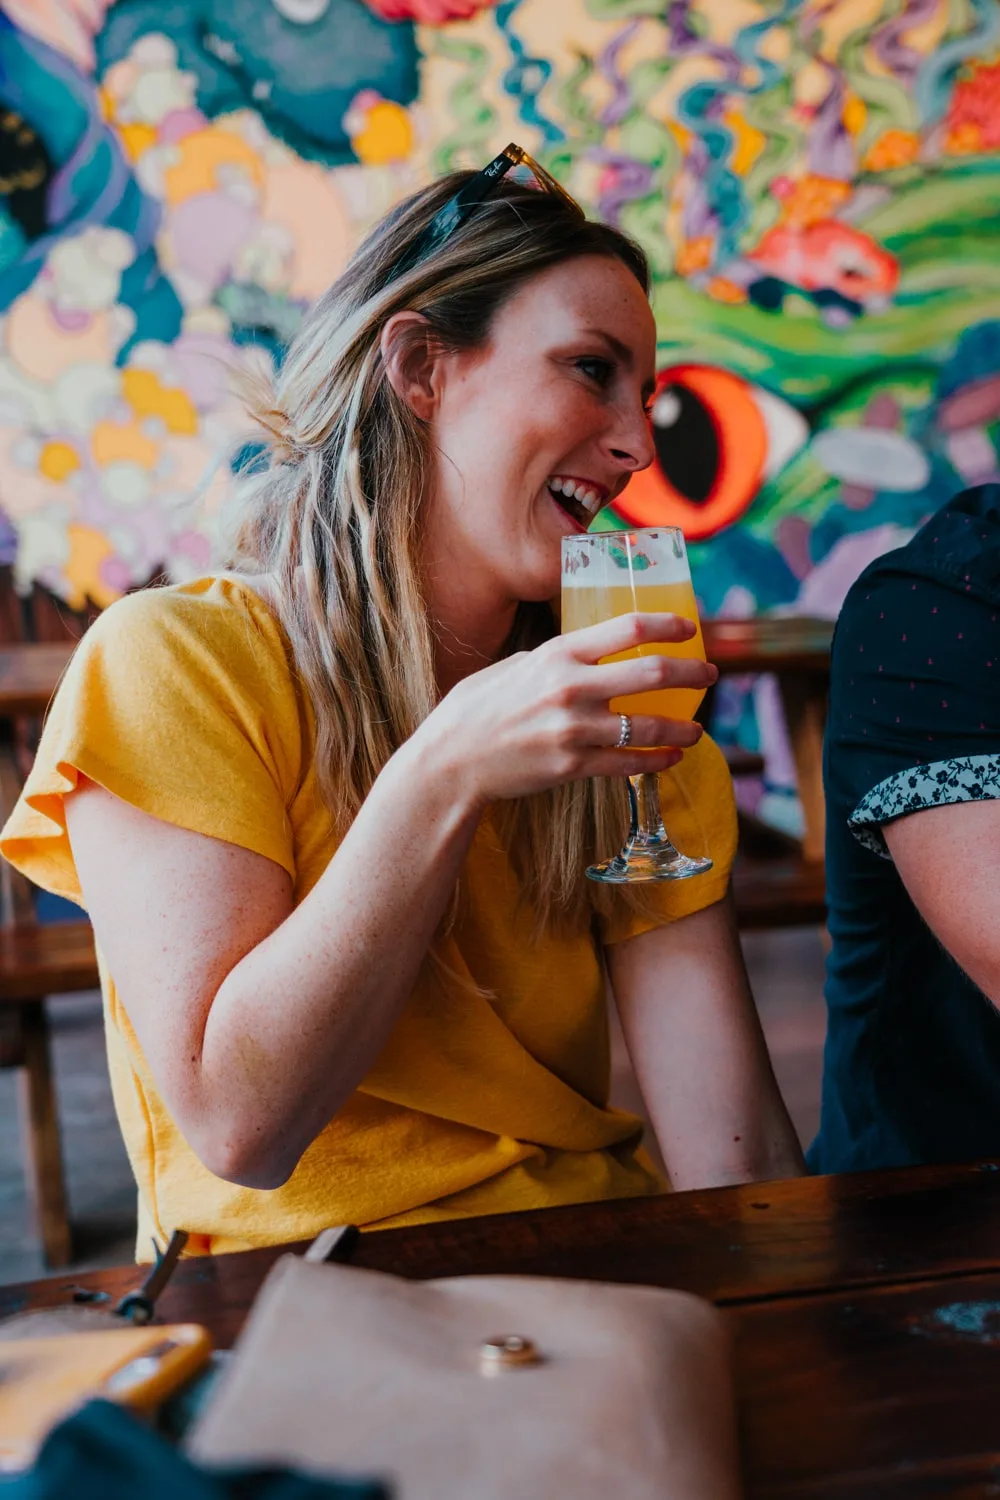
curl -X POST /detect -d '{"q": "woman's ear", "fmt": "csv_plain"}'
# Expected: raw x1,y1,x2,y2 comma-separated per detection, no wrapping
380,311,444,422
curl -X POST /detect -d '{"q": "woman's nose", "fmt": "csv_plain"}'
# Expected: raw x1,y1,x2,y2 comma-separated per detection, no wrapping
607,404,655,473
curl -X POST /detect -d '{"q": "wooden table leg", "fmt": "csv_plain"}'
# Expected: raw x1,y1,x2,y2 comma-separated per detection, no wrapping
777,670,828,866
0,731,34,928
18,1002,72,1268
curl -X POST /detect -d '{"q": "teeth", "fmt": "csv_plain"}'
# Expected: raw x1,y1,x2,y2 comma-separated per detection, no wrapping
548,477,602,513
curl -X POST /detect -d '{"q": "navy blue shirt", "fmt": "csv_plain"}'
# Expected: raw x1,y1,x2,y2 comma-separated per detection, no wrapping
810,485,1000,1173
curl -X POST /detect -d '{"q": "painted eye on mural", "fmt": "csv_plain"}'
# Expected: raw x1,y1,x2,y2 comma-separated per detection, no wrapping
610,365,809,541
270,0,332,22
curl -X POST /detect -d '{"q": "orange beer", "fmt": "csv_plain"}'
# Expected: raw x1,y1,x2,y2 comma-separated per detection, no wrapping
560,533,707,726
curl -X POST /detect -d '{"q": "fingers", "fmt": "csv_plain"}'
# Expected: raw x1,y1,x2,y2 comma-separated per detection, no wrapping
586,651,718,701
564,611,698,663
586,746,685,779
598,712,704,749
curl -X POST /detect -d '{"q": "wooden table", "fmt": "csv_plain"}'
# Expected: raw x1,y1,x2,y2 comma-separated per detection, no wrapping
4,1162,1000,1495
702,615,834,677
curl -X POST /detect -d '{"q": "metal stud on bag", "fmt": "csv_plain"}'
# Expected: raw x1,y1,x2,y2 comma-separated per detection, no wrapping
478,1334,542,1374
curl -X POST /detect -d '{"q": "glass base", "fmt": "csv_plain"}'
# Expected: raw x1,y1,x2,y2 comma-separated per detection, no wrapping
586,840,713,885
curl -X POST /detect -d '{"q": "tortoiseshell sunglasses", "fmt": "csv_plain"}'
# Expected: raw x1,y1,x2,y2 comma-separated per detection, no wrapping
387,143,581,283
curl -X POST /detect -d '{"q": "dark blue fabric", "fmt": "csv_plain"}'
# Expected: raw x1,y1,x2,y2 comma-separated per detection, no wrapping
0,1399,388,1499
810,485,1000,1173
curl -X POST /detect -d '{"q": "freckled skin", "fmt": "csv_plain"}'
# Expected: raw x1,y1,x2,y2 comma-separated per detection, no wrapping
419,255,656,682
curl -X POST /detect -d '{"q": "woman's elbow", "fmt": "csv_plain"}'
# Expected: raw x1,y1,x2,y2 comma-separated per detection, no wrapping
187,1121,299,1192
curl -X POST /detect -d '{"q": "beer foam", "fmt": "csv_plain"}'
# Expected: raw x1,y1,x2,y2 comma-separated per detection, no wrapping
561,532,691,588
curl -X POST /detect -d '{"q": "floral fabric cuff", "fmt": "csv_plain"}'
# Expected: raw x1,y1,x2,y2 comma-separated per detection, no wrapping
849,754,1000,858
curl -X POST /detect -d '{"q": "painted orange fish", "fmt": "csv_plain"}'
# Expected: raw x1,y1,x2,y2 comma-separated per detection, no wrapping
747,220,899,305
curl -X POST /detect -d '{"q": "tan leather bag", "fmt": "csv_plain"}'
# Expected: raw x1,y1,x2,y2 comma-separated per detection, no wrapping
189,1256,743,1499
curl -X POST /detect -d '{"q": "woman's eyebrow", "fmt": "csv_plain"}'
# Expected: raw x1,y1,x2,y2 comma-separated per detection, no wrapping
583,327,655,400
583,328,633,364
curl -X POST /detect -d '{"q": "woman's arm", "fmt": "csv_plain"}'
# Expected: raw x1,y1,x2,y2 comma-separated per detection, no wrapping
65,750,481,1191
608,893,805,1188
65,610,714,1190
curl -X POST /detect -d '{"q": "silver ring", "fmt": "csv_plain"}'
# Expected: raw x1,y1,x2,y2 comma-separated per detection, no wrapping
615,713,632,749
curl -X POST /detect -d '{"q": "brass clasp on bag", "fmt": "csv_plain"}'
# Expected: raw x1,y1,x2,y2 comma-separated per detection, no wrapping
478,1334,542,1375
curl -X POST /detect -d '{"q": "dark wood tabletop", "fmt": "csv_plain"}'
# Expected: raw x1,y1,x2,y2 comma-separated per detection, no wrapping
702,615,835,677
0,641,75,718
4,1163,1000,1495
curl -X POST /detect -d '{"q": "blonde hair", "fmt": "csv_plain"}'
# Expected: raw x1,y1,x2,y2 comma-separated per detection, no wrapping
224,171,654,934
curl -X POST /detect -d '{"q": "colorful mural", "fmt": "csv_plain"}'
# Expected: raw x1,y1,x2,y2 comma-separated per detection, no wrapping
0,0,998,636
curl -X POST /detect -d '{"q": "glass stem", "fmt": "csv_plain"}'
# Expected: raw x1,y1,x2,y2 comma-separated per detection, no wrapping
625,772,682,856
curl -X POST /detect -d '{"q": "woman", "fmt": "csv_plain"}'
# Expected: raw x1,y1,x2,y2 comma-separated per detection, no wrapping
1,149,803,1257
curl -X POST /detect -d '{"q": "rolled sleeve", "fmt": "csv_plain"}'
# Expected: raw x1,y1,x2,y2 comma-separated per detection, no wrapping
850,753,1000,858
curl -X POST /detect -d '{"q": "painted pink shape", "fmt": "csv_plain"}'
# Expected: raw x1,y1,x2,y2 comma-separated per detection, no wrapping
171,331,233,410
49,305,93,334
839,482,876,510
159,108,209,146
796,524,915,619
864,393,901,430
168,192,257,290
172,529,212,570
6,295,113,382
946,427,999,482
776,514,812,580
362,0,497,20
3,0,111,71
261,160,353,300
99,554,133,596
350,88,381,113
754,674,798,790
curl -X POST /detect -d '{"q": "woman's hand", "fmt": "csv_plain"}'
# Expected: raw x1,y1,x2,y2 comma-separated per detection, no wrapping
410,612,719,808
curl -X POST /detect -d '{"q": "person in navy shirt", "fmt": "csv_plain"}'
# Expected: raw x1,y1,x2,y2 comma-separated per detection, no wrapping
811,484,1000,1173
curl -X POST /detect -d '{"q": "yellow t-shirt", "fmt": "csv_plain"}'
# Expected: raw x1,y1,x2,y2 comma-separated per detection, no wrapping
0,578,736,1256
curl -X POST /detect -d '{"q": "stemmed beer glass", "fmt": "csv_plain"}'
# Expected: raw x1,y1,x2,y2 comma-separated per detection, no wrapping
561,527,713,884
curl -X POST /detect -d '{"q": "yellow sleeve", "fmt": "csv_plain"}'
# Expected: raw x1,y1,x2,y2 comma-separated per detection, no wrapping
0,585,301,906
599,732,738,945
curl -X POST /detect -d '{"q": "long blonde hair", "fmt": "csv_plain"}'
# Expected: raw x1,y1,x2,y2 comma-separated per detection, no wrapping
224,171,654,934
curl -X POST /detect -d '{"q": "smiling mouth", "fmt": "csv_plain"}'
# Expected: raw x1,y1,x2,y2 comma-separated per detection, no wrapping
547,475,608,529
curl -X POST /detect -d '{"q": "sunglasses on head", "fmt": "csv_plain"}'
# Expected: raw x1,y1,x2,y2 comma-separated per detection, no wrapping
387,143,582,284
